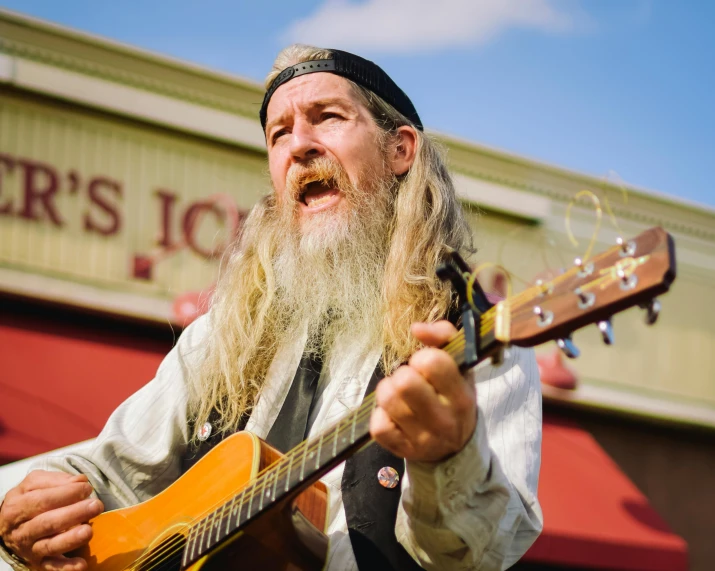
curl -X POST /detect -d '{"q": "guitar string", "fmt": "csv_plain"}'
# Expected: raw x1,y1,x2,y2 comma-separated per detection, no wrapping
126,254,622,570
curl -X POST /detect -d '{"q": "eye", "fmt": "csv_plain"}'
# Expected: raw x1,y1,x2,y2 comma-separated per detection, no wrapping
320,112,342,122
271,128,288,144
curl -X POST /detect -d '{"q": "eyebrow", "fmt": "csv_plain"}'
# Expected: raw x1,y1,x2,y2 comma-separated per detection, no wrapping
265,96,357,135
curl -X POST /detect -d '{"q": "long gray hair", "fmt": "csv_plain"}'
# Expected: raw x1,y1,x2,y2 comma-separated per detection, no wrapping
188,44,473,438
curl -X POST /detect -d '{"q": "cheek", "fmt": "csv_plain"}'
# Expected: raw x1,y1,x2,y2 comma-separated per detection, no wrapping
268,157,288,197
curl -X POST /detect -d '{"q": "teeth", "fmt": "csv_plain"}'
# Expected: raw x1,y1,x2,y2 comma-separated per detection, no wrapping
305,194,335,207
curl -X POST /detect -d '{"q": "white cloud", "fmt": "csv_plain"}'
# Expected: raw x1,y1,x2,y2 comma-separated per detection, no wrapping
284,0,577,54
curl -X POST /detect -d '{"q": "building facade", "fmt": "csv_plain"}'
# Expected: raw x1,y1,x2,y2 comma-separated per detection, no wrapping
1,8,713,571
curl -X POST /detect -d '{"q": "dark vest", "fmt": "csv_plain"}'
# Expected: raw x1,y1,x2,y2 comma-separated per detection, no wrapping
182,361,424,571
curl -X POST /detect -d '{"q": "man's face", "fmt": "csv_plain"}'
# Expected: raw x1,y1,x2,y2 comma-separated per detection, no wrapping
265,72,387,234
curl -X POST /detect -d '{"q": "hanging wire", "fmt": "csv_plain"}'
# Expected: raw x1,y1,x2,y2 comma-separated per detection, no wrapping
564,189,603,263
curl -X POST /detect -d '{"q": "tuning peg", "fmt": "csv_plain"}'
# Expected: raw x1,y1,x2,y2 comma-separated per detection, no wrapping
556,336,580,359
617,268,638,290
574,257,594,277
639,298,661,325
533,306,554,327
597,319,614,345
616,236,636,257
575,287,595,309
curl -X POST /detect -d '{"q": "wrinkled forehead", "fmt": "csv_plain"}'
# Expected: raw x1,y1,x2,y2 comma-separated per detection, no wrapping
265,73,364,127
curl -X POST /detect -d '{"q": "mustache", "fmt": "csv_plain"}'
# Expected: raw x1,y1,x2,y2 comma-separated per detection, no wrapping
285,157,353,202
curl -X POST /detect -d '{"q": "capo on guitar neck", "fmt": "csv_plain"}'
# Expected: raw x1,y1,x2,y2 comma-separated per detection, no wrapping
437,249,493,369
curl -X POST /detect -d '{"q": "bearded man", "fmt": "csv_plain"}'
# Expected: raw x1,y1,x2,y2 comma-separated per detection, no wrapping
0,46,543,571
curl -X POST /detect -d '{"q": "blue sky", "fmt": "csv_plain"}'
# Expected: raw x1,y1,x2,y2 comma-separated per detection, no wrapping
3,0,713,207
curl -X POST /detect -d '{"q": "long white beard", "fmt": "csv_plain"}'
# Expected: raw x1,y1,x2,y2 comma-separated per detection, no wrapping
271,158,396,357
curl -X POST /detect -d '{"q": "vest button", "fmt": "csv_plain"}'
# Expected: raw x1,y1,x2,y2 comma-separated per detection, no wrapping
197,421,212,441
377,466,400,489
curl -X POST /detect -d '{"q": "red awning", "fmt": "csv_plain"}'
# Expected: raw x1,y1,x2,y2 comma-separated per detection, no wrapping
524,415,688,571
0,305,169,464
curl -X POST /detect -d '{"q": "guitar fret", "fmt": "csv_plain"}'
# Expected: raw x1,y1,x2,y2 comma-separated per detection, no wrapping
234,487,246,528
212,506,221,546
315,434,323,470
185,524,197,565
271,466,280,501
299,444,308,481
258,474,267,510
350,412,357,443
285,455,292,492
226,494,236,536
247,480,255,520
199,513,210,554
332,423,339,457
214,503,226,545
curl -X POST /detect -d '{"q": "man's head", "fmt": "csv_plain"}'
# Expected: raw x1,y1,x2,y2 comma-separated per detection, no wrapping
261,47,420,248
190,45,473,437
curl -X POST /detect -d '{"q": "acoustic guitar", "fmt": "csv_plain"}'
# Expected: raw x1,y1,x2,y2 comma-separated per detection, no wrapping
73,227,676,571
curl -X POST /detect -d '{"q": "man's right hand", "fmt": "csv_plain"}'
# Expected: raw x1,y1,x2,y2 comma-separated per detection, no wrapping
0,470,104,571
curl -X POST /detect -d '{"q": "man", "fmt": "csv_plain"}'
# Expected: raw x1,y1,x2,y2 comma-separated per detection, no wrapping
0,45,542,570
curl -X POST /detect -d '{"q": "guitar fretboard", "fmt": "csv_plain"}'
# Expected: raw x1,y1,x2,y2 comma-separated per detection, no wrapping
181,396,374,567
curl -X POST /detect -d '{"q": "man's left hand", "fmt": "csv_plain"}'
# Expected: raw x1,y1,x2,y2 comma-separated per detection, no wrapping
370,320,477,463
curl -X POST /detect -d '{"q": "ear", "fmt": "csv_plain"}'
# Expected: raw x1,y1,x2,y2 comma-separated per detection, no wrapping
388,125,418,176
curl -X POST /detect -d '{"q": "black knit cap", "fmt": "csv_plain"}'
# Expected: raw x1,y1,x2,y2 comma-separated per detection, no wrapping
260,49,423,133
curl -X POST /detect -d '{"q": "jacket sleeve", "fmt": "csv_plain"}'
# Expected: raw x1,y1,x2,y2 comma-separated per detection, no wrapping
395,347,543,571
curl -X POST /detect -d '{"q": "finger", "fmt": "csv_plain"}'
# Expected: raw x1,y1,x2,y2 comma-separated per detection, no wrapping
40,554,89,571
20,472,88,493
375,368,443,433
32,524,93,562
408,346,463,398
23,498,103,542
411,320,458,348
0,484,94,533
370,406,413,459
17,483,95,523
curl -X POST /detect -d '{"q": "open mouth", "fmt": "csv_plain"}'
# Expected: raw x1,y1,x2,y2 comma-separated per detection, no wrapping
299,179,341,210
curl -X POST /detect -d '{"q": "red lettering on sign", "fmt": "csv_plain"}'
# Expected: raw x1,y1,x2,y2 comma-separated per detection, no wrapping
17,159,64,226
155,190,178,248
84,177,123,236
182,201,226,259
0,154,15,215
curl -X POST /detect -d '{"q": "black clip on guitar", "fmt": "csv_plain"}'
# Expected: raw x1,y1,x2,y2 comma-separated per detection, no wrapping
436,249,493,371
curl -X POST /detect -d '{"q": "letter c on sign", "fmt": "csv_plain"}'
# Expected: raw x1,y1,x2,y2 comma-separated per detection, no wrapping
181,194,243,259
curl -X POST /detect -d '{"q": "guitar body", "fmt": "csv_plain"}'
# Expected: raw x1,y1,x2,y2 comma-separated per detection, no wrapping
74,432,329,571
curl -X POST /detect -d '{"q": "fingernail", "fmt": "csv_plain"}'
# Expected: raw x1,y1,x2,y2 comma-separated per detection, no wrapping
89,499,102,511
77,526,91,539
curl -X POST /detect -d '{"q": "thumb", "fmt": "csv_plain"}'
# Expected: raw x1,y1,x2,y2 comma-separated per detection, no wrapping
411,320,458,348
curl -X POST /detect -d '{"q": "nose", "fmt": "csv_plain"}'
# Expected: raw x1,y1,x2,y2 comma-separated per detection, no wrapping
289,121,325,163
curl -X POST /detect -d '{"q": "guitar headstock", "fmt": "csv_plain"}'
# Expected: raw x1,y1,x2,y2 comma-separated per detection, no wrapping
497,227,676,349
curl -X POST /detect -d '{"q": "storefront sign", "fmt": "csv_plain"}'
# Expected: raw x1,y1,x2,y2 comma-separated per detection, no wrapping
0,152,247,281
